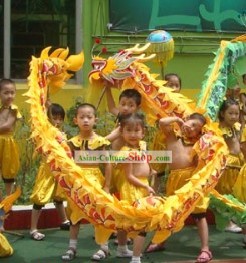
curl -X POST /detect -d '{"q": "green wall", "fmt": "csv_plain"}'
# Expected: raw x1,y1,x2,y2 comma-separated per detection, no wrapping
15,1,242,112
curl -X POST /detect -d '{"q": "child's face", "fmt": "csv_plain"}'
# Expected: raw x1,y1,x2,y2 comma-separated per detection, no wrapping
182,119,204,138
74,106,97,132
0,83,16,106
49,114,64,129
121,123,144,148
118,97,138,116
221,104,240,126
166,76,181,93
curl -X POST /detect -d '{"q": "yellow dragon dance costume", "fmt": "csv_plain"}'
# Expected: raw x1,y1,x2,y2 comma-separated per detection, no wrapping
215,123,244,195
0,104,22,181
25,40,243,245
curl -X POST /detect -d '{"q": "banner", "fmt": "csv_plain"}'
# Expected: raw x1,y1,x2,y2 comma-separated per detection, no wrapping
109,0,246,32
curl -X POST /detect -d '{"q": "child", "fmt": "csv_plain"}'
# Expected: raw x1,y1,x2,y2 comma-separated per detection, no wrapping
117,113,155,263
0,79,22,196
164,73,181,93
150,73,182,192
62,103,111,261
216,98,243,233
105,87,142,150
148,112,212,262
91,87,142,261
30,103,70,241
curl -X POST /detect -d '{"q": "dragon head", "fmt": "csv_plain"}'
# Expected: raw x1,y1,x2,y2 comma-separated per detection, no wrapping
38,47,84,94
89,44,156,86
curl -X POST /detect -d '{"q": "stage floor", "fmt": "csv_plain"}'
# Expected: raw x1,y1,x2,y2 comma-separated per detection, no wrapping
1,225,245,263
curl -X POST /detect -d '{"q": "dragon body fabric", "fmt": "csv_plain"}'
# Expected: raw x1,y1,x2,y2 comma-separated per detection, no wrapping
25,36,246,245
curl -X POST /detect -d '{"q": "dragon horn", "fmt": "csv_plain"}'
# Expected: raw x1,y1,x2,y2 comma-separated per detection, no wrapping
58,47,70,60
50,48,66,58
40,47,52,59
135,53,156,62
126,43,151,54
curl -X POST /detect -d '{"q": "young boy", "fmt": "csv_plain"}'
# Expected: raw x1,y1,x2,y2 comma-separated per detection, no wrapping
62,103,111,261
30,103,70,240
159,113,212,263
147,113,212,262
0,79,22,197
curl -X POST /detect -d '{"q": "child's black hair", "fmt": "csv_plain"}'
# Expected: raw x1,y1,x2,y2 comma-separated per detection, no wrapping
218,98,239,122
164,73,182,89
119,89,141,106
75,103,97,117
48,103,65,120
0,78,15,91
188,112,206,126
120,112,145,129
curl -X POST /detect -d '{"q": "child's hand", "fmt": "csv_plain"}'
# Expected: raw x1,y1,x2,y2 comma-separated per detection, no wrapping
146,185,155,195
176,117,185,127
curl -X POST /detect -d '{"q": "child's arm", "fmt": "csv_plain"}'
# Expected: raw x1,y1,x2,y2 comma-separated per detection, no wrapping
105,126,121,142
102,148,112,193
0,111,17,133
106,87,119,116
159,116,184,135
123,163,155,195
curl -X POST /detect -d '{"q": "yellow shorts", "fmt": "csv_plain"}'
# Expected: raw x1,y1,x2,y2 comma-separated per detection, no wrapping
0,134,20,180
30,162,56,205
166,167,209,214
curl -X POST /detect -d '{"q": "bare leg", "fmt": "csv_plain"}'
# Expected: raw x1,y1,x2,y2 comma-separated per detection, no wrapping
5,182,13,196
117,230,133,257
133,235,145,256
130,234,146,263
196,217,209,251
195,217,213,262
61,222,80,260
69,222,80,240
30,208,42,232
117,230,128,245
54,201,69,223
30,205,45,240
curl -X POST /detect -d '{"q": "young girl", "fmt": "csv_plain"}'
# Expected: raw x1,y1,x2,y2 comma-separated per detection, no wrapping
0,79,22,196
117,113,155,263
164,73,181,93
30,103,70,241
91,88,142,261
62,103,111,261
216,98,243,233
